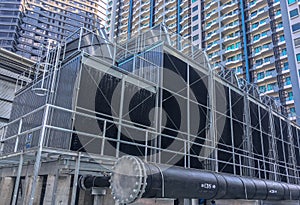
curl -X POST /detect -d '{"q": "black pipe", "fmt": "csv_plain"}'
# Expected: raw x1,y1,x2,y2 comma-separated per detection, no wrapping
79,175,110,190
110,156,300,204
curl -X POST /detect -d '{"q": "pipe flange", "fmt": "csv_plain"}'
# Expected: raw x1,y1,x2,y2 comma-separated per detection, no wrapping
79,176,88,190
110,156,147,204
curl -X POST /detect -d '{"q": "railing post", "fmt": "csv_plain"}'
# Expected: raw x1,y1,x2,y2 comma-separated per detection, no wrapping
11,154,23,205
70,152,81,205
28,105,49,205
14,118,23,152
78,27,83,51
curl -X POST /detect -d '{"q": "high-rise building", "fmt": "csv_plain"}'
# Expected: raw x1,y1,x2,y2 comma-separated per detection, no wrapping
107,0,192,43
195,0,300,123
0,0,107,61
0,48,34,127
0,0,23,51
108,0,300,123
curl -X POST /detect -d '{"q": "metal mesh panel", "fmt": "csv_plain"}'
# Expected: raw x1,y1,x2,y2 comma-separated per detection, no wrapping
0,80,15,101
0,101,11,119
45,56,81,149
9,81,47,122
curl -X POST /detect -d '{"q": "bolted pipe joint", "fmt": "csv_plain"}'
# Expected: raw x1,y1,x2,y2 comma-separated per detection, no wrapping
79,175,110,190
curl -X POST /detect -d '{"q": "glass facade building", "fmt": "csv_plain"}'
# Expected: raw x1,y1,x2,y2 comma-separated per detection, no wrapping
0,0,107,61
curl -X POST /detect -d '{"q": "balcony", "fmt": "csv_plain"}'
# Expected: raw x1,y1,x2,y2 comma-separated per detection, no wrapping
285,96,294,105
265,70,277,79
140,8,150,16
253,57,275,70
288,112,296,120
165,0,176,8
206,30,219,41
248,0,266,12
221,10,239,25
223,20,240,32
181,14,190,25
283,81,292,88
224,46,241,54
165,15,176,24
221,0,238,12
165,7,176,15
282,66,289,73
205,19,218,30
180,0,188,7
180,6,190,15
251,31,272,45
205,9,218,21
252,43,273,57
249,7,268,20
265,84,279,94
226,56,242,65
224,32,240,43
204,1,217,11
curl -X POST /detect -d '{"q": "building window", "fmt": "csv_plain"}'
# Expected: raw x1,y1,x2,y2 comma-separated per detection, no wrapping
283,62,289,70
256,59,263,66
251,11,257,17
276,22,283,29
252,22,259,29
290,9,299,18
261,30,268,37
192,5,198,12
266,69,275,77
193,35,199,41
253,34,260,41
297,53,300,62
267,83,275,91
287,92,293,100
276,9,281,15
294,37,300,47
257,72,265,80
285,77,291,85
254,46,262,53
263,43,270,49
259,85,266,93
193,24,198,31
288,0,296,4
281,48,287,56
292,23,300,32
192,15,198,21
279,35,285,42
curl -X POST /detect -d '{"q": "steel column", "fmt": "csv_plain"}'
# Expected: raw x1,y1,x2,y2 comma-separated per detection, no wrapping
70,152,81,205
11,154,23,205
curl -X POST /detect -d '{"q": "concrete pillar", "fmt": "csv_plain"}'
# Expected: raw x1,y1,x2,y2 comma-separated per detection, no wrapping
78,189,93,205
91,187,107,205
43,175,71,205
43,175,56,205
132,198,175,205
55,175,71,205
0,177,14,205
101,188,115,205
214,200,259,205
23,176,43,205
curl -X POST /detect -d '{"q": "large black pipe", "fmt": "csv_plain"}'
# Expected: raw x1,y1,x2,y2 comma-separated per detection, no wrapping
79,175,110,190
110,156,300,204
